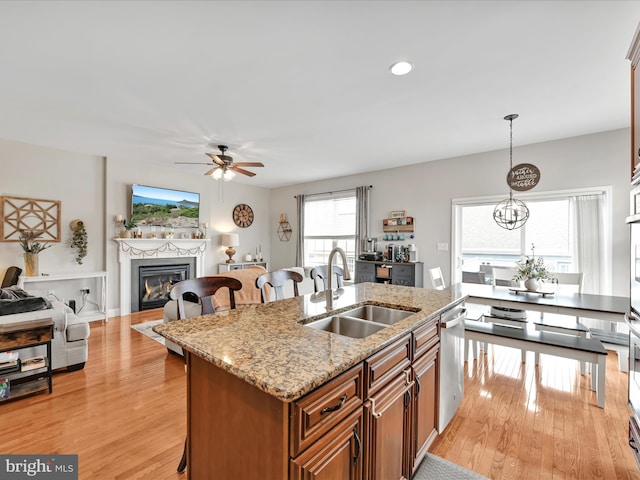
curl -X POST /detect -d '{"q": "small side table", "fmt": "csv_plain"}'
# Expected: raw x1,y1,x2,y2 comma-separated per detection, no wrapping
0,317,54,401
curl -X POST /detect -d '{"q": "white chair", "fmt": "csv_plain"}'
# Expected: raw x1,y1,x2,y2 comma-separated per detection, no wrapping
428,267,446,290
491,267,519,287
534,272,587,373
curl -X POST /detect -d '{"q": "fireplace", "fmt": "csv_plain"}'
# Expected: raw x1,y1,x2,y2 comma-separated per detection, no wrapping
137,263,191,311
115,238,209,316
130,257,196,313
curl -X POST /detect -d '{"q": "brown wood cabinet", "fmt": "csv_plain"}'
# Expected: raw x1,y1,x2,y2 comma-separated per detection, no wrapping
409,343,439,475
290,408,363,480
364,371,412,480
184,305,455,480
628,25,640,177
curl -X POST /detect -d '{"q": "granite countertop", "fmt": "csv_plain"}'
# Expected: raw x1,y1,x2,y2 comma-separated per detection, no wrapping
153,282,466,402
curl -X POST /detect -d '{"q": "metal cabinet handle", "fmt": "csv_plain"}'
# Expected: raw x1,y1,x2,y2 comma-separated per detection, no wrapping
353,428,361,464
404,390,411,411
630,437,639,452
321,393,347,415
415,376,421,397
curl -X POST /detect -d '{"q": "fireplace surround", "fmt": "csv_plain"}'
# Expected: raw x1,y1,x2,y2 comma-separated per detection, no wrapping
115,238,209,315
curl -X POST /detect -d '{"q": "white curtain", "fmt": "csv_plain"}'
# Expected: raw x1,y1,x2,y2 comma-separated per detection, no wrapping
570,194,606,295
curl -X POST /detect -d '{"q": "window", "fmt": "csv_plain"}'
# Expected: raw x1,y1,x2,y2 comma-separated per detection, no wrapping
460,199,572,273
303,191,356,272
453,187,610,293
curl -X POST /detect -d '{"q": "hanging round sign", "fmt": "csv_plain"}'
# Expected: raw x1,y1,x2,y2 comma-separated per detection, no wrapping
506,163,540,191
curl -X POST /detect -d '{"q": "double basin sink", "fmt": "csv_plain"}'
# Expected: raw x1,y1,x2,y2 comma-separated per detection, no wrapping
300,304,417,339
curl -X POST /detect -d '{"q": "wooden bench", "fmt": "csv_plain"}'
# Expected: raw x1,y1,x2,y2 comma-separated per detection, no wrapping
464,319,608,408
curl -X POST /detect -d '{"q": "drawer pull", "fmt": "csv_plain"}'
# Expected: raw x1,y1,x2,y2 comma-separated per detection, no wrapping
321,393,347,415
631,437,639,452
353,428,361,465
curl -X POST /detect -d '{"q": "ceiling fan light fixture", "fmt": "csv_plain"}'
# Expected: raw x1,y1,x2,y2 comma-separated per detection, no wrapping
223,169,236,182
211,168,223,180
389,60,413,76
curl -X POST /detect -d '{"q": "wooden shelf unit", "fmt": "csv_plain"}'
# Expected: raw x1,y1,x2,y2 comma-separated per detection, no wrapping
0,317,53,402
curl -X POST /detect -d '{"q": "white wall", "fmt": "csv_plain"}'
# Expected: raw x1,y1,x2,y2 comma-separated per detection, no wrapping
270,128,630,296
0,138,106,303
0,138,270,316
105,156,271,316
1,127,631,316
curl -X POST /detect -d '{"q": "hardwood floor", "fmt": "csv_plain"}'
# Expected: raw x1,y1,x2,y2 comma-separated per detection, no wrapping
430,345,640,479
1,310,639,479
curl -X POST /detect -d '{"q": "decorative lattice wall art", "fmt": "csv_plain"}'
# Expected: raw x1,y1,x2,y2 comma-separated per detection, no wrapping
1,195,61,242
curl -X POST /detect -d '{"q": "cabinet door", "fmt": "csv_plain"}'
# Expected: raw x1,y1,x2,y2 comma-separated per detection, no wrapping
355,261,375,283
290,407,363,480
391,264,414,287
364,371,412,480
410,343,439,475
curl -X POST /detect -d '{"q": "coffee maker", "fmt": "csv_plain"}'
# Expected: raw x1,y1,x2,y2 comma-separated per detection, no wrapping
359,237,383,261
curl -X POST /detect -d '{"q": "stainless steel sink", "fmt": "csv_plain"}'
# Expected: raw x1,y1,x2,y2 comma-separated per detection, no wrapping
304,316,387,338
301,304,417,338
339,305,414,325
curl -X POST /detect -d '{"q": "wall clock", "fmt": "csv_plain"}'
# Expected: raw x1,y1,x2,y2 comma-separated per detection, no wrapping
233,204,254,228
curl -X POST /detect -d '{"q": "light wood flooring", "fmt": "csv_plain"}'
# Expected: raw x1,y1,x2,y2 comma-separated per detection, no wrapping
0,310,638,479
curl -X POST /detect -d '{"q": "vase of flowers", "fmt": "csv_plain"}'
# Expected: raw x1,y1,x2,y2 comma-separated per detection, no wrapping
19,230,53,277
513,243,555,291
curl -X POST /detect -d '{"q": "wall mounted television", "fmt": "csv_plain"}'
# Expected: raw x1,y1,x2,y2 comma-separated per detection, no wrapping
131,184,200,228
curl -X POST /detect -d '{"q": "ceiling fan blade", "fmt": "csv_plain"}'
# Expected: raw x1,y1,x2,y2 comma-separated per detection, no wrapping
205,153,226,166
233,162,264,168
230,166,256,177
175,162,215,165
204,167,220,176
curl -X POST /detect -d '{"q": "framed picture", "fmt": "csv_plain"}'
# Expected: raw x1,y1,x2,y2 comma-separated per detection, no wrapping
390,210,406,219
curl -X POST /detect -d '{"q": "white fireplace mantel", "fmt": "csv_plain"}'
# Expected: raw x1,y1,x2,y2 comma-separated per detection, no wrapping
114,238,210,315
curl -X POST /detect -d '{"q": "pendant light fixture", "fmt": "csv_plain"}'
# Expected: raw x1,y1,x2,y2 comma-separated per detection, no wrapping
493,114,529,230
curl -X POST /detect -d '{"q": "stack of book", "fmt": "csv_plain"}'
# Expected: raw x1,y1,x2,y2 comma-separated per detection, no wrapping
0,351,20,374
21,355,45,372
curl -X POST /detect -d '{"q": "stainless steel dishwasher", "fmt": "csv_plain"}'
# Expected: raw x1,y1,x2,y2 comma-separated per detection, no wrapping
438,304,466,433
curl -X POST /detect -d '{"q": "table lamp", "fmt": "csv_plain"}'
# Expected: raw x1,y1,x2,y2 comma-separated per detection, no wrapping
221,233,240,263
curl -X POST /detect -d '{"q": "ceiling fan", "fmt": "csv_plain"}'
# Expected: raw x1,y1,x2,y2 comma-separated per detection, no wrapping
176,145,264,181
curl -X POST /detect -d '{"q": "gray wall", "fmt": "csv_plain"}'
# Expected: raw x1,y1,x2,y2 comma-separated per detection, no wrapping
269,128,630,296
0,127,631,317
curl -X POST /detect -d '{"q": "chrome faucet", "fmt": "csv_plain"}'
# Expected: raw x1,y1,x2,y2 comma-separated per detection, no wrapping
326,247,352,309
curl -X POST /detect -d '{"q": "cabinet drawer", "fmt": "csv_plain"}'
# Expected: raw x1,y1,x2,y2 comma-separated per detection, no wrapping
357,262,375,274
290,364,364,457
392,265,413,278
413,316,439,360
364,335,411,396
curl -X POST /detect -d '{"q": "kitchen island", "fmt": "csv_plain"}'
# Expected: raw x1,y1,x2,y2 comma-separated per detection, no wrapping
154,282,466,479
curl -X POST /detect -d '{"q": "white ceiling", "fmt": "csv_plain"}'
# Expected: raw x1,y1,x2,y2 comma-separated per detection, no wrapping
1,1,639,188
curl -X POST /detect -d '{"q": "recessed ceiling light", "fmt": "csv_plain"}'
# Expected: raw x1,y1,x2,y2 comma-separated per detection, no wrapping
389,61,413,76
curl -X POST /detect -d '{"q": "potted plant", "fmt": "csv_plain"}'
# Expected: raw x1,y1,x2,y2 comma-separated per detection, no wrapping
70,219,88,265
122,219,137,238
19,230,53,277
513,243,555,291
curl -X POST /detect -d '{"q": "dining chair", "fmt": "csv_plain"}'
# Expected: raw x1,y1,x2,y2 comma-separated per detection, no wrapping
256,269,304,302
462,271,487,284
168,275,243,474
428,267,446,290
310,265,344,293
